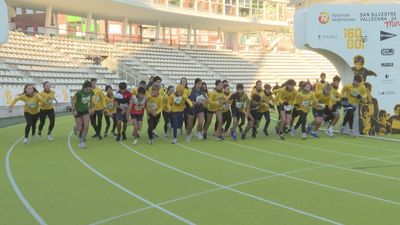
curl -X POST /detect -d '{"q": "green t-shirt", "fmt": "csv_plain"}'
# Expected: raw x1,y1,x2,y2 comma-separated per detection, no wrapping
75,90,94,112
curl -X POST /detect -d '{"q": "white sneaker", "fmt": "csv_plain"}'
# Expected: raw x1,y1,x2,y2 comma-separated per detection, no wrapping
325,127,335,137
302,133,307,140
290,127,295,136
350,129,357,138
47,134,53,141
79,142,87,149
172,138,177,144
196,132,203,140
340,125,345,134
186,135,192,143
132,139,138,145
148,139,154,145
31,136,35,143
38,135,43,141
23,138,29,144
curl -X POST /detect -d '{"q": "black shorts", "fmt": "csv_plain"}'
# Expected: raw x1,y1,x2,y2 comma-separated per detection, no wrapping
249,110,261,121
312,108,327,118
75,110,89,118
116,110,128,122
131,113,144,121
232,109,245,119
277,104,293,115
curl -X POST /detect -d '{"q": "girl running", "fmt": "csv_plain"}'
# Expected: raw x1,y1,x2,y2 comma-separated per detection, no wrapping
128,87,147,145
146,84,163,144
203,80,225,141
72,81,94,149
168,84,193,144
9,84,46,144
104,85,117,137
186,78,207,142
273,79,298,140
162,86,174,137
38,81,58,141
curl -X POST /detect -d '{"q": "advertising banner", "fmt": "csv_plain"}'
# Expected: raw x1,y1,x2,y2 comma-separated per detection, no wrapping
295,4,400,135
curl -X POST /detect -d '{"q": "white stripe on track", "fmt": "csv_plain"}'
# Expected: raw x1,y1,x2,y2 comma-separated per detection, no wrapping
5,137,48,225
227,141,400,181
67,133,196,225
120,142,344,225
92,143,399,225
170,140,400,207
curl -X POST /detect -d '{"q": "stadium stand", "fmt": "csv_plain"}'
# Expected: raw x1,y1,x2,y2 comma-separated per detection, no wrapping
0,31,338,94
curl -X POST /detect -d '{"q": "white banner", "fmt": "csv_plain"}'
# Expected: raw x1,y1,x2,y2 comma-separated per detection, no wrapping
0,0,8,44
295,4,400,114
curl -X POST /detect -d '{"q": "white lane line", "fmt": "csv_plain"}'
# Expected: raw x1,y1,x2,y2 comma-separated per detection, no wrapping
325,138,400,153
171,140,400,207
67,132,196,225
227,141,400,181
120,142,344,225
91,147,399,225
90,163,334,225
5,137,48,225
272,139,400,165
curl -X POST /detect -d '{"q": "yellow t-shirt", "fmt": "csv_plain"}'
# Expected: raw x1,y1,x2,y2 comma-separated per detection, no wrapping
10,93,45,114
105,95,116,114
315,81,327,92
207,90,226,112
296,91,314,113
163,93,172,112
331,88,341,104
221,92,231,113
251,88,264,99
341,83,367,105
312,90,334,109
259,93,274,113
146,94,163,114
273,87,298,105
40,90,56,110
92,87,106,111
168,93,193,112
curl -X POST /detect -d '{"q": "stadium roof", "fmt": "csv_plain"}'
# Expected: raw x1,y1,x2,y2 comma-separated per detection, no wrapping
6,0,288,32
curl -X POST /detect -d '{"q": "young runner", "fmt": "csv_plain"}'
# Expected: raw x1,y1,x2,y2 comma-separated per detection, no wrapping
168,84,193,144
104,85,117,138
128,87,147,145
273,79,298,140
203,80,225,141
340,75,367,137
114,82,132,141
9,84,46,144
71,81,94,149
38,81,58,141
260,84,275,136
186,78,207,142
146,84,163,144
162,86,174,137
229,83,249,141
90,78,106,139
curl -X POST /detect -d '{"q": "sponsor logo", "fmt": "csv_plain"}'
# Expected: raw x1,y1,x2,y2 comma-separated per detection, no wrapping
360,11,397,22
317,34,339,40
378,90,397,96
381,62,394,67
384,20,400,28
319,12,330,24
344,28,367,49
381,48,395,56
380,31,397,41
